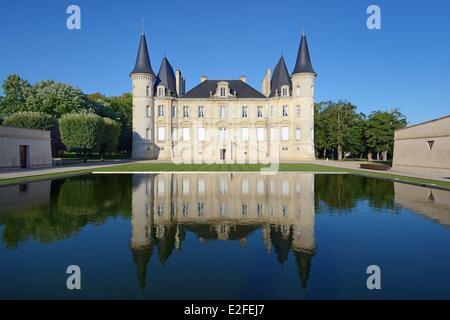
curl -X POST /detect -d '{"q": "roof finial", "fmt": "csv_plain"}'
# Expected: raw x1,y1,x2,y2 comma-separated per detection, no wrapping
281,50,283,57
302,29,305,37
141,18,145,35
164,51,166,58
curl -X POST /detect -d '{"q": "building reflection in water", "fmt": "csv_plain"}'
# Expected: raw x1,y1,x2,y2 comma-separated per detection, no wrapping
130,173,316,289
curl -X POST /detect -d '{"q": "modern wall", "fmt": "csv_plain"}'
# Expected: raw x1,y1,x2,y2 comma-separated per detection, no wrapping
0,126,52,169
393,115,450,173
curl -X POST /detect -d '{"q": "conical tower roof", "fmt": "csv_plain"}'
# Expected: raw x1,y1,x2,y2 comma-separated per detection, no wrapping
130,33,155,76
154,57,177,97
270,56,292,97
292,33,316,76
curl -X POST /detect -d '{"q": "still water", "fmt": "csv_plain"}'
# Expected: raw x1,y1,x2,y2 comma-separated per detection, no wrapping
0,173,449,299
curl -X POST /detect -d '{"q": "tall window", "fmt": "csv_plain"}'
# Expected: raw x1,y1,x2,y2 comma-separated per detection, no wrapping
257,128,265,142
296,86,301,96
198,106,204,118
198,127,205,141
296,105,301,117
241,127,249,142
146,86,149,97
145,128,150,141
219,106,226,118
281,127,289,141
257,106,263,117
197,202,204,217
198,179,205,193
172,105,177,118
296,128,301,141
183,106,189,117
146,105,150,117
182,127,190,141
241,106,248,118
219,128,227,143
220,87,226,97
158,87,164,97
242,179,249,194
270,105,274,117
158,105,164,117
282,105,288,117
157,127,165,141
282,87,288,96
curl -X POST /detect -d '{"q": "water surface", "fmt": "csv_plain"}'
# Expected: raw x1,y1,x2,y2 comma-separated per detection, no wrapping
0,173,449,299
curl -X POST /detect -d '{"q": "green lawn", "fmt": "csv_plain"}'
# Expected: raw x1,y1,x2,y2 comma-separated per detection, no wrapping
2,163,450,189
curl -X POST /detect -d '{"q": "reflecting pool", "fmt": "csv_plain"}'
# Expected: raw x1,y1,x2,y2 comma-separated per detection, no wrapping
0,173,449,299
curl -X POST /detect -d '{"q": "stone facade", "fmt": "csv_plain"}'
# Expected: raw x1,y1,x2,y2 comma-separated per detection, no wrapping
393,115,450,173
130,33,316,163
0,126,52,169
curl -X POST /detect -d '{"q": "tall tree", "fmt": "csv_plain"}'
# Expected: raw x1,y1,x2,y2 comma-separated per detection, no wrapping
0,74,30,114
365,109,407,160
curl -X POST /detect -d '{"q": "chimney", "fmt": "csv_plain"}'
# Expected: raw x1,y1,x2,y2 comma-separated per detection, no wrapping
176,69,182,96
262,68,271,97
200,75,208,83
239,75,247,83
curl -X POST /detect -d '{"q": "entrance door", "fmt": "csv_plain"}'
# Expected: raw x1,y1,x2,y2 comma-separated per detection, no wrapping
220,149,226,160
19,145,28,168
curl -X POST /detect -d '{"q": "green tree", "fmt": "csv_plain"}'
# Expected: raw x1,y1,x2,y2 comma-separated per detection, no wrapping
320,100,361,160
0,74,31,114
98,117,121,158
59,111,104,161
4,111,64,156
25,80,87,117
365,109,407,160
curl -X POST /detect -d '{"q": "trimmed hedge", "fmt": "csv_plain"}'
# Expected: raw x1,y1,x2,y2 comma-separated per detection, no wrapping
360,163,391,171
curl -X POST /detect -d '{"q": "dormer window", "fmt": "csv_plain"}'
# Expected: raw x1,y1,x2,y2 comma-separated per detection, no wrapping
216,81,229,98
220,87,226,97
158,86,165,97
281,86,289,97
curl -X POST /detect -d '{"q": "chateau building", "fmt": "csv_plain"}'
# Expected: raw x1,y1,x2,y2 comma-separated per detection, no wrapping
130,32,317,162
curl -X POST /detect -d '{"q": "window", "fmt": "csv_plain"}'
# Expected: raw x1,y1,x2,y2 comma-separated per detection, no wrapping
220,87,226,97
242,204,248,216
257,128,265,141
296,105,301,117
219,179,227,194
242,179,249,194
257,179,264,195
270,128,277,141
219,106,226,118
257,204,263,216
282,87,288,96
182,179,190,194
182,128,190,141
157,127,165,141
219,128,227,143
241,106,248,118
172,105,177,118
257,106,263,117
282,105,288,117
146,105,150,117
219,202,227,216
427,140,435,150
158,105,164,117
157,178,165,196
145,128,150,141
198,179,205,193
270,105,274,117
282,181,289,196
198,106,204,118
296,86,301,96
198,127,205,141
182,202,189,216
197,202,204,217
158,87,164,97
296,128,301,141
183,106,189,117
281,127,289,141
146,86,150,97
241,128,249,141
172,128,178,141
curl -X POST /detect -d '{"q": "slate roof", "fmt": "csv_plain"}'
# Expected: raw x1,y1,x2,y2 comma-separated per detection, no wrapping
270,56,292,97
292,34,316,75
154,57,177,97
181,80,265,99
130,33,155,76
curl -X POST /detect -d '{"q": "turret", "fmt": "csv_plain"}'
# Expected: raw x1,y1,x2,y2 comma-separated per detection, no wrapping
291,32,316,160
131,32,158,159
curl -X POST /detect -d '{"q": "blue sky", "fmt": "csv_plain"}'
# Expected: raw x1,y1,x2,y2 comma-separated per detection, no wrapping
0,0,449,125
